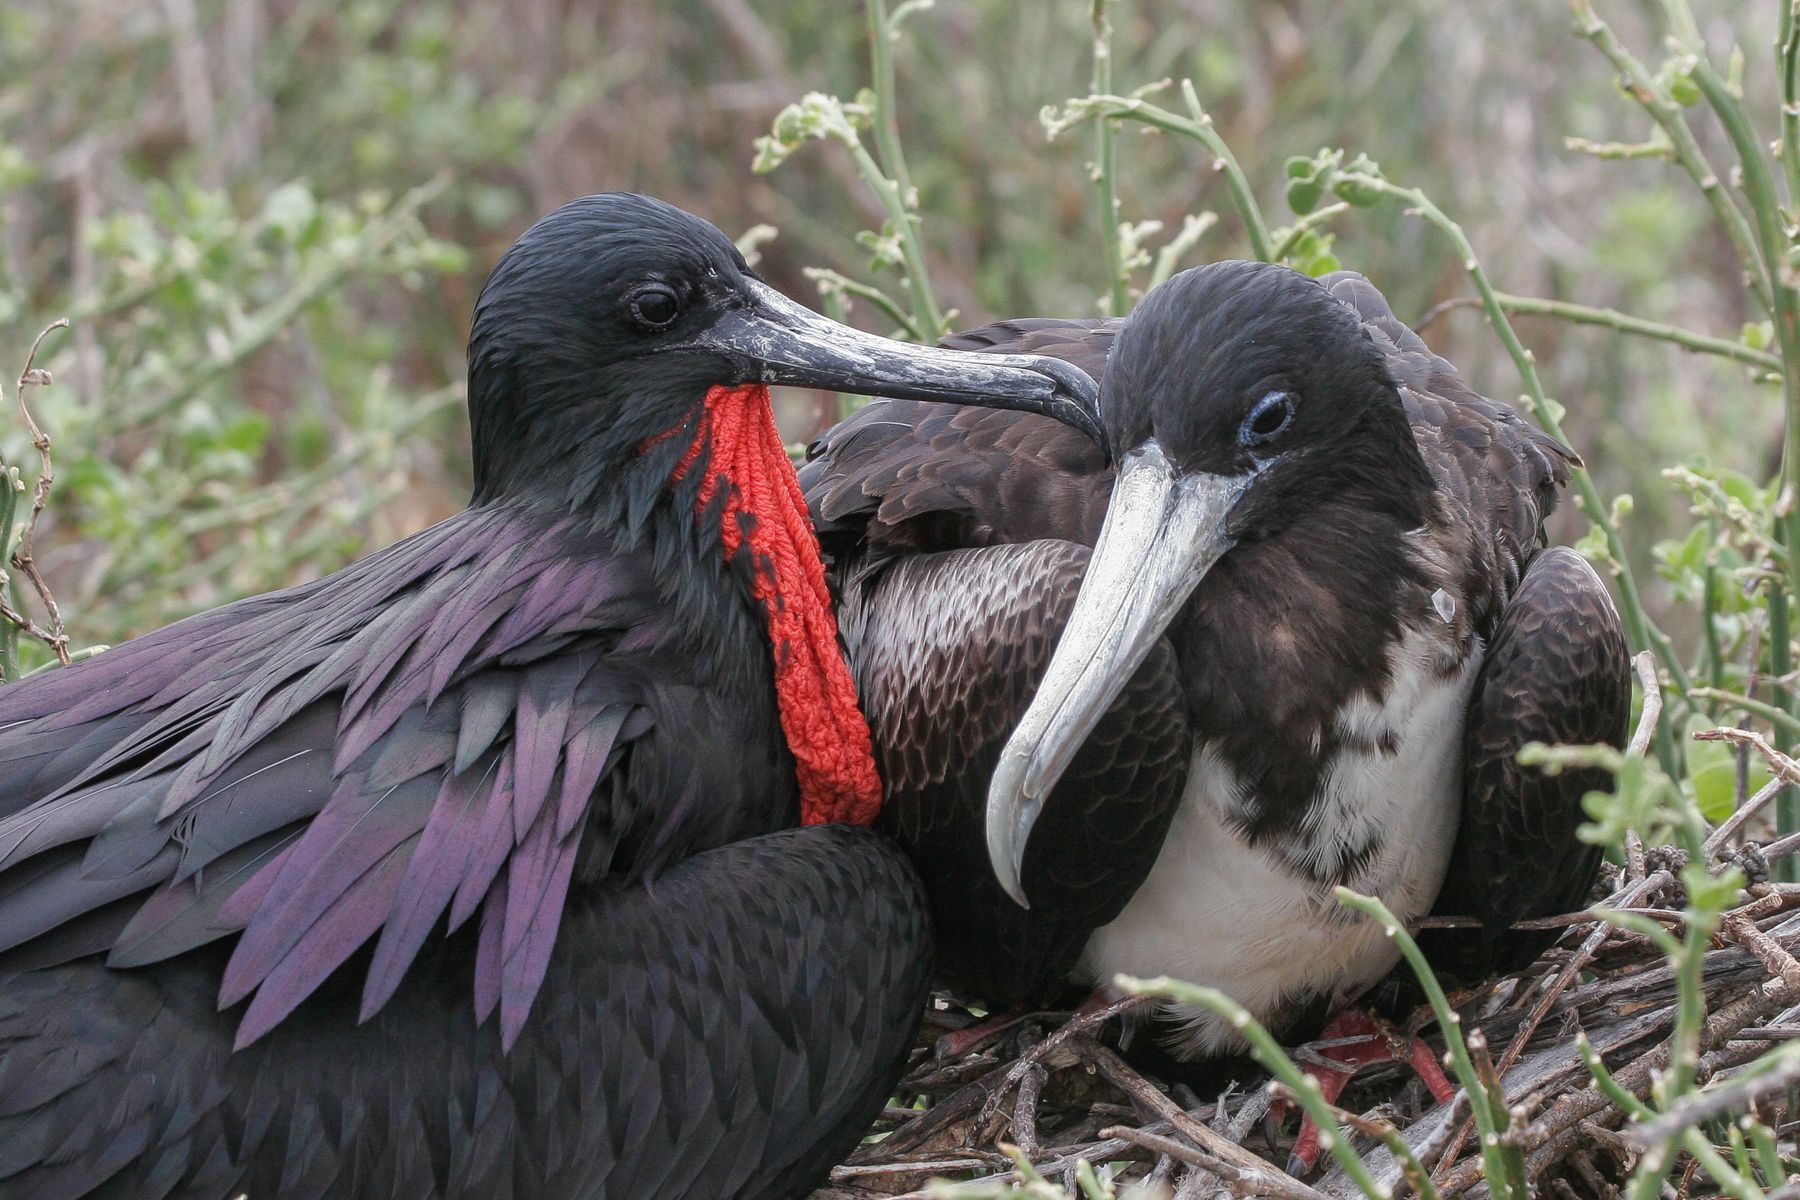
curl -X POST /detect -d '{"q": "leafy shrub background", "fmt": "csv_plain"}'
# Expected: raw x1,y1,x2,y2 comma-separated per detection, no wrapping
0,0,1774,657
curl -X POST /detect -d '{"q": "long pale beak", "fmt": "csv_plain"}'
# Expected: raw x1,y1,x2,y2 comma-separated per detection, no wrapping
986,441,1251,907
696,280,1108,453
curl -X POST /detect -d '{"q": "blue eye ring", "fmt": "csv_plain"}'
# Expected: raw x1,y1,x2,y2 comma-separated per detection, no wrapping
1239,390,1295,447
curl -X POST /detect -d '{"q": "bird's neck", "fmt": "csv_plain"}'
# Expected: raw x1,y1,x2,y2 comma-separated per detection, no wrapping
669,384,882,827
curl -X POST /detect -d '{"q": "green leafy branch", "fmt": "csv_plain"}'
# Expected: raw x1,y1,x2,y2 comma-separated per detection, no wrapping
1041,81,1272,263
1561,0,1800,871
753,0,948,343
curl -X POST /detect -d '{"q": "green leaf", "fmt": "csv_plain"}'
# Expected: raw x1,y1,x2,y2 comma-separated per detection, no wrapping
262,182,320,246
218,415,272,456
1285,178,1324,214
1685,713,1773,822
1332,153,1386,206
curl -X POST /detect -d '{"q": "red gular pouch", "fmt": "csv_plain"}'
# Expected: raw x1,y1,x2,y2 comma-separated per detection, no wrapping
672,384,882,827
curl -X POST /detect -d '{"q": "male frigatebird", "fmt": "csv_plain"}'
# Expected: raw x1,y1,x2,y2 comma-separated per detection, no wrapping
0,192,1104,1200
804,261,1628,1137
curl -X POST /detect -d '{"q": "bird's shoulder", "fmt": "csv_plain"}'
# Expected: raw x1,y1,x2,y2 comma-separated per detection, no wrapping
800,318,1118,559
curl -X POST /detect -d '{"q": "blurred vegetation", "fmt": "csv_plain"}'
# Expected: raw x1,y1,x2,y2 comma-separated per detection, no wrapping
0,0,1777,655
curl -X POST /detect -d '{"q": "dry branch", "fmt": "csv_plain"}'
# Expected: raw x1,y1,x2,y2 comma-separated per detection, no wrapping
0,319,73,670
830,850,1800,1200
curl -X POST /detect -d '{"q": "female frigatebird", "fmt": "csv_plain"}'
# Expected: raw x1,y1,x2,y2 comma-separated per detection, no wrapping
804,261,1628,1132
0,192,1103,1200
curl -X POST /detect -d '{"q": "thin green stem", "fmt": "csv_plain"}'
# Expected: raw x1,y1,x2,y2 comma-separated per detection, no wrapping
1055,89,1272,260
1147,212,1216,291
865,0,916,209
1699,559,1725,699
1178,82,1273,261
1653,0,1702,47
1672,28,1800,852
1578,1034,1656,1120
1333,890,1527,1200
1683,55,1800,418
1774,589,1799,881
1679,1130,1769,1199
1271,202,1350,263
1689,686,1800,736
1488,291,1781,373
1117,975,1396,1199
1662,905,1712,1101
1781,0,1800,205
1748,1118,1788,1188
1572,0,1773,313
863,0,947,340
1090,0,1128,316
803,267,922,341
1565,132,1674,160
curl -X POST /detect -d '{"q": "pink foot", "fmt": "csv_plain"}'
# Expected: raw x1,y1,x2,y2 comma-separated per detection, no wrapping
1275,1009,1456,1175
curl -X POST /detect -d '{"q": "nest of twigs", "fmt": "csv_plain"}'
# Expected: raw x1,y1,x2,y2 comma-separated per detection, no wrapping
816,843,1800,1199
811,663,1800,1200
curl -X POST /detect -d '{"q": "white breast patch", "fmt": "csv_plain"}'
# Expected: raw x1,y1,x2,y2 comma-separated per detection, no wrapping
1076,626,1483,1056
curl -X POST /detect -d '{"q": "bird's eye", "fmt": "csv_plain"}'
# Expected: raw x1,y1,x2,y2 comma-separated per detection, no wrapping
628,284,681,330
1239,390,1295,448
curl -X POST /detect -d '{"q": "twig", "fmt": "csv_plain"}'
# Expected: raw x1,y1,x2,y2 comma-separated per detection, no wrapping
1623,1048,1800,1149
1012,1063,1047,1157
1438,931,1800,1195
1629,651,1664,759
830,1154,1001,1180
1078,1039,1328,1200
0,319,72,670
1412,292,1781,372
1626,651,1661,878
1706,775,1789,857
976,994,1152,1128
1690,688,1800,739
1098,1125,1264,1193
1762,826,1800,862
1089,0,1128,317
1431,871,1672,1185
1693,726,1800,785
1724,913,1800,994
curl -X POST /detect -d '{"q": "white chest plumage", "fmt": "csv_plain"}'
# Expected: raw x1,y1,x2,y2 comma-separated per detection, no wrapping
1077,625,1483,1056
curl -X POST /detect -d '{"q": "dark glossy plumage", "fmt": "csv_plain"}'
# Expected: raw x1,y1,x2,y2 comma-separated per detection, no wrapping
809,320,1114,556
1425,547,1628,975
804,265,1629,1031
0,193,1031,1199
0,508,791,1045
0,827,927,1200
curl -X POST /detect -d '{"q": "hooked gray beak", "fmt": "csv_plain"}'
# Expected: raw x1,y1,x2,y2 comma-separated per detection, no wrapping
985,441,1251,907
697,280,1107,453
